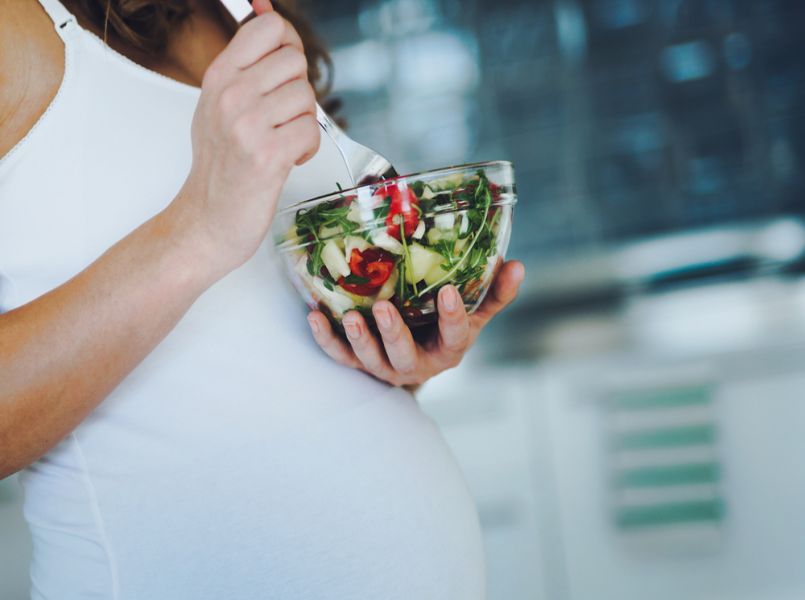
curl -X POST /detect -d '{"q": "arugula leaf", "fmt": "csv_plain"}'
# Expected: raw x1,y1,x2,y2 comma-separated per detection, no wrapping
373,203,391,220
294,168,504,316
306,243,324,277
399,216,417,296
344,274,371,285
410,181,426,197
417,172,494,297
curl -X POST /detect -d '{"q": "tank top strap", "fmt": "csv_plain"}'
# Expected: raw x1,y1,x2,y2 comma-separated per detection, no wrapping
36,0,77,37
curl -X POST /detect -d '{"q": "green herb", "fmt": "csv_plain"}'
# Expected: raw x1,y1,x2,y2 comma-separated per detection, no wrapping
399,217,417,296
344,274,371,285
433,239,462,271
295,200,364,277
417,172,495,296
373,203,391,220
291,168,506,323
298,204,359,238
397,250,407,303
306,240,324,277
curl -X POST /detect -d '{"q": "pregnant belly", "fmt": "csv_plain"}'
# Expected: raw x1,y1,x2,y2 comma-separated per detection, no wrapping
25,393,485,600
24,250,485,598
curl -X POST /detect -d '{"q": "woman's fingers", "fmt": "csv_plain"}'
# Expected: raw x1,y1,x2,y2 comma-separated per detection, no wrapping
210,12,302,79
436,285,471,367
214,64,310,131
372,302,421,377
259,79,316,127
276,113,321,165
244,45,308,96
307,312,362,369
252,0,274,15
472,260,525,327
342,311,401,382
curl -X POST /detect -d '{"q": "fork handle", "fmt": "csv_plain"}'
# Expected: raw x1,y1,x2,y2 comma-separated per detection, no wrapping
219,0,253,23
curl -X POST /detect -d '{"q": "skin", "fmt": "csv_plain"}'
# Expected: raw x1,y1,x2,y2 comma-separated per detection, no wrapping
308,263,525,388
0,0,524,479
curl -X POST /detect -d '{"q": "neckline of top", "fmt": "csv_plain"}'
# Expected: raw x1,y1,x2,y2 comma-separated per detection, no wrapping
41,0,203,95
0,12,201,172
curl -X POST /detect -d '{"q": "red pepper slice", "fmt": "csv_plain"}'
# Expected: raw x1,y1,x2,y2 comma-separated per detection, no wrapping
339,279,381,296
348,247,364,274
365,261,392,286
339,248,397,296
375,183,420,240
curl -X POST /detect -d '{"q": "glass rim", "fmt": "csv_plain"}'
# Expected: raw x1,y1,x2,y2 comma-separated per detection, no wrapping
276,159,515,217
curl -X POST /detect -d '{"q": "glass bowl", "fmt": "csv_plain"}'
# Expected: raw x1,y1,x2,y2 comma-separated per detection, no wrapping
274,160,517,328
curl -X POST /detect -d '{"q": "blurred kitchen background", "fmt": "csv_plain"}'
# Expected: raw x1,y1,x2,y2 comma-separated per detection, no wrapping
2,0,805,598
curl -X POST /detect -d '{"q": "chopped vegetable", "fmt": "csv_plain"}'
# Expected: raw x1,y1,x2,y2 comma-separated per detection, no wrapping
405,243,443,286
284,168,511,326
321,240,351,279
338,248,397,296
370,230,404,255
378,183,420,241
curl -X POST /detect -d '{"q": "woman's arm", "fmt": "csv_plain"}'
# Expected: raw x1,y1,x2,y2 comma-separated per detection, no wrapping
0,7,320,479
0,205,217,478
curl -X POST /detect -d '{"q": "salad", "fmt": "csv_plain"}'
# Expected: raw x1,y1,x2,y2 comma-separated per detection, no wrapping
278,166,514,327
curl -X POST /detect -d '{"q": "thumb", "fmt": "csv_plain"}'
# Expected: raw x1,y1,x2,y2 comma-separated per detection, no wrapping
252,0,274,15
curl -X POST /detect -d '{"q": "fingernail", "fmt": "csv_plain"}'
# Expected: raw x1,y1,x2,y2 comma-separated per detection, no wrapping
308,316,320,335
376,306,393,330
443,286,458,311
513,262,526,284
345,321,361,340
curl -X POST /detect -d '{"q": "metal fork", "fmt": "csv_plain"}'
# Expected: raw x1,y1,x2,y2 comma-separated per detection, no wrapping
221,0,399,186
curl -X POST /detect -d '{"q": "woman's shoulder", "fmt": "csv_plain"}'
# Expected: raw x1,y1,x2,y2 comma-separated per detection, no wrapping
0,0,66,158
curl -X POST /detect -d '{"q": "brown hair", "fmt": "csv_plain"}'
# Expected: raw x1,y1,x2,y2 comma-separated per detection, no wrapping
62,0,333,100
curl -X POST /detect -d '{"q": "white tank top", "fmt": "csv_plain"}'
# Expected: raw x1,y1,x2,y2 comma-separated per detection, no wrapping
0,2,485,598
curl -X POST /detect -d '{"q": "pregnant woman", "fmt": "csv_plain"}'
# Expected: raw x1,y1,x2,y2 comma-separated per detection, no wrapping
0,0,524,597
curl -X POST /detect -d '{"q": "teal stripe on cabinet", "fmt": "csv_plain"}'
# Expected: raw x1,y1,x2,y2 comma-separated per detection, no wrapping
605,381,724,537
615,462,720,487
613,424,717,450
616,499,725,529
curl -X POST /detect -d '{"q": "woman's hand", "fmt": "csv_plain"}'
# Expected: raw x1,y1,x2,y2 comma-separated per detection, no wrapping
169,2,320,281
306,261,526,388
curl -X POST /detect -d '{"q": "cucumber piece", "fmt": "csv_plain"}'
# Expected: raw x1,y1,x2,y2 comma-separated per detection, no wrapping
405,243,443,285
341,288,375,308
370,230,404,255
321,239,351,279
412,220,426,240
344,236,370,259
424,262,450,287
457,211,470,236
434,213,456,231
314,279,356,315
285,224,301,246
319,224,342,241
376,269,399,301
431,173,464,191
421,185,438,200
427,227,456,245
347,201,364,224
294,256,354,316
